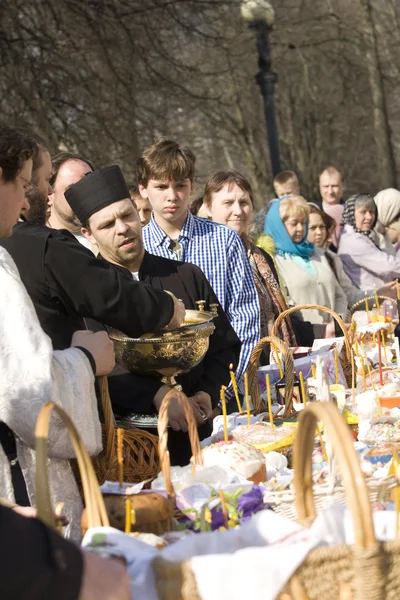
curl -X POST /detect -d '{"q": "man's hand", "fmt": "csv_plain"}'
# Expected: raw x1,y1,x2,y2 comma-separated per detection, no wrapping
188,391,213,426
164,292,185,330
377,281,397,300
153,385,188,431
80,552,131,600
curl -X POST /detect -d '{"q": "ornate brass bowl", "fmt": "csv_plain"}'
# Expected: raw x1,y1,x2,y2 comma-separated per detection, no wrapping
108,309,216,387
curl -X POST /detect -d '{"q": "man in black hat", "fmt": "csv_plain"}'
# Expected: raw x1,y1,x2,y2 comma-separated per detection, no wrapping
0,158,185,351
65,165,241,462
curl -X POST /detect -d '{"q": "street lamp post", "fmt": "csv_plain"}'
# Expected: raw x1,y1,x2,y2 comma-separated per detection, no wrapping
241,0,281,176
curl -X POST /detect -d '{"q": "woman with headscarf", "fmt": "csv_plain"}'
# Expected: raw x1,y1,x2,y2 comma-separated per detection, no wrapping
263,195,348,327
338,193,400,290
308,203,396,307
203,171,316,350
373,188,400,253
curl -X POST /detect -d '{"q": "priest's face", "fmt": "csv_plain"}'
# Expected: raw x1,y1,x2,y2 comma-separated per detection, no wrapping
138,178,193,231
48,159,92,231
83,199,144,271
0,159,32,238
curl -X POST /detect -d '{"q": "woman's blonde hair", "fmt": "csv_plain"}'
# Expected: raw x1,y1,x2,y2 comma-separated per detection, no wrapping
279,195,310,221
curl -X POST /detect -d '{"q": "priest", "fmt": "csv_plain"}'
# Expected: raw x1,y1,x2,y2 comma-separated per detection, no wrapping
0,166,185,351
64,165,242,462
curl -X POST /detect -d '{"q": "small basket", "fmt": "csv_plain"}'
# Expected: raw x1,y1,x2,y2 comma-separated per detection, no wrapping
35,401,109,531
271,304,354,388
92,376,160,485
349,294,396,316
248,334,295,417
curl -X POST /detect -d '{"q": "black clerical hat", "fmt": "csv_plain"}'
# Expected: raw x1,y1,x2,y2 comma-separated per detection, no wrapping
64,165,130,224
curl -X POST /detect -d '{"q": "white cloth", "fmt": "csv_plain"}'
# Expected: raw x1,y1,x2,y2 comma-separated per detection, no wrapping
275,247,348,324
0,247,102,540
373,188,400,254
73,231,98,255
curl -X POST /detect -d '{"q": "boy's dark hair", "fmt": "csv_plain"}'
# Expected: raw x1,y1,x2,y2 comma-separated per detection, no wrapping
0,123,38,182
137,137,195,186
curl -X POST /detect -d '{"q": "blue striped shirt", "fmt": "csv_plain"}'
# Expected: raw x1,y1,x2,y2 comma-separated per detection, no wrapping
142,212,261,394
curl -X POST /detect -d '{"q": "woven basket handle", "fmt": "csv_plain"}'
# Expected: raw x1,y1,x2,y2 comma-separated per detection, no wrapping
248,335,294,417
271,304,351,361
350,294,394,314
35,401,109,531
99,375,115,460
157,389,204,497
294,402,376,549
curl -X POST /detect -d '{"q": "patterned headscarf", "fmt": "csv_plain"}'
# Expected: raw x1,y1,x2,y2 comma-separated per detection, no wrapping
342,193,377,239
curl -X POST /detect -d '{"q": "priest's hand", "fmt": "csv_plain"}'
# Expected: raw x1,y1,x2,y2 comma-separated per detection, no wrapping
164,292,185,330
71,330,115,375
188,392,213,425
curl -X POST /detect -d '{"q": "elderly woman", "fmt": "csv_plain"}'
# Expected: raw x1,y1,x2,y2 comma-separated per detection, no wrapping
203,171,316,348
263,195,348,325
373,188,400,252
307,204,395,308
338,193,400,290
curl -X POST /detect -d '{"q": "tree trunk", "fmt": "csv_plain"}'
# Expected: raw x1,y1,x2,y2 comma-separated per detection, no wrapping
360,0,397,188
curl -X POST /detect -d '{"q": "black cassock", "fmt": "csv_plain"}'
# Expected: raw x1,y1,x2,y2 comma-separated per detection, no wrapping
0,221,175,349
100,251,241,413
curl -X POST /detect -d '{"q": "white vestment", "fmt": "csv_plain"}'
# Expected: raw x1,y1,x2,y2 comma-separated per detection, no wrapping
0,246,102,541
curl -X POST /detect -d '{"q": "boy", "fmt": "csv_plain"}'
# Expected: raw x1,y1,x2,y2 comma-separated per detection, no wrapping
139,138,260,400
273,170,300,198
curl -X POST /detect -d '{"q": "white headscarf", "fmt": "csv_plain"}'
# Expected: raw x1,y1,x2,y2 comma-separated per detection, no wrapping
372,188,400,255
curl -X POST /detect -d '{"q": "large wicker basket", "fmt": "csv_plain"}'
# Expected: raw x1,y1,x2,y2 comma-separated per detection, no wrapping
271,304,353,388
92,376,160,485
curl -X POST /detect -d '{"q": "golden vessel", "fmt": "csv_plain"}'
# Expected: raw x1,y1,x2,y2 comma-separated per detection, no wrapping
108,307,216,388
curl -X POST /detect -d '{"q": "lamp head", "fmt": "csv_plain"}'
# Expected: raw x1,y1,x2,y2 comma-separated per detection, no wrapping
241,0,275,26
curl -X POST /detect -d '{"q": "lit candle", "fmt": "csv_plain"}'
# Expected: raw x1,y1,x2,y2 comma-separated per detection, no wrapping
229,363,242,413
374,288,381,316
117,428,124,489
364,293,370,322
311,364,316,379
266,374,274,431
299,371,306,403
220,386,228,442
376,333,383,386
125,498,132,534
244,372,251,425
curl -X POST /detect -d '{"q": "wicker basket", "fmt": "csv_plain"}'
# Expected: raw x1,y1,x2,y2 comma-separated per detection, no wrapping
35,401,109,530
271,304,353,388
152,402,400,600
92,376,160,485
248,334,295,417
349,294,396,316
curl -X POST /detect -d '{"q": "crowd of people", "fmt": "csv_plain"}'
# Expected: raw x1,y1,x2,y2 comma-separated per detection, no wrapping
2,122,400,598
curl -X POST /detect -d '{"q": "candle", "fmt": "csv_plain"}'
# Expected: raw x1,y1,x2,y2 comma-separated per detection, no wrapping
374,288,381,315
125,498,132,534
117,428,124,489
381,330,389,365
311,364,316,379
229,363,242,413
299,371,306,403
266,374,274,431
244,372,251,425
376,333,383,386
364,293,370,322
220,386,228,442
351,348,355,405
334,347,339,385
